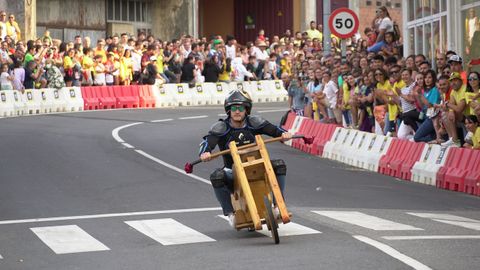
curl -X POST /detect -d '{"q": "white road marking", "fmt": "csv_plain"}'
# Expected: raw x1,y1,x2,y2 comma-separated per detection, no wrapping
353,235,432,270
257,109,288,113
217,215,321,236
125,218,215,245
217,113,227,117
383,235,480,240
31,225,110,254
0,254,3,259
178,115,208,120
122,143,134,149
313,211,423,231
0,207,221,225
151,118,173,123
134,149,211,185
112,122,143,143
407,213,480,231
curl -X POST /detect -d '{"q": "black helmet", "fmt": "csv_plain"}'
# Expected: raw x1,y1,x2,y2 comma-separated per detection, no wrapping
224,90,252,115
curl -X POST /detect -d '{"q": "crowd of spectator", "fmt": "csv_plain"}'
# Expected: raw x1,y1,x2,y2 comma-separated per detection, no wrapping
0,6,478,149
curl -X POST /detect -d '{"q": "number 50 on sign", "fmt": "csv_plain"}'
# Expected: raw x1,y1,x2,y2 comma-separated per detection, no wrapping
328,8,359,39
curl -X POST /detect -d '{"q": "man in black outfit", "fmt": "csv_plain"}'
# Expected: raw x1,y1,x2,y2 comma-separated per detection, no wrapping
199,90,292,228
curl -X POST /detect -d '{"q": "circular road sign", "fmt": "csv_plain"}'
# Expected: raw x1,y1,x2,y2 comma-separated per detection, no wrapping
328,8,359,39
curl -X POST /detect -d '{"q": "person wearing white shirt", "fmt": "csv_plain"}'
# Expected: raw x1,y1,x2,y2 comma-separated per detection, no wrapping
320,71,342,124
232,57,253,82
225,36,236,60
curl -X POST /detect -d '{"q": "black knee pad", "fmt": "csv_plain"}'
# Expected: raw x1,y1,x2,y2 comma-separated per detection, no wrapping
271,159,287,175
210,168,226,188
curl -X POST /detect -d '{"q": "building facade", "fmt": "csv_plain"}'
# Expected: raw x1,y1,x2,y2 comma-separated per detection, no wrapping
403,0,480,65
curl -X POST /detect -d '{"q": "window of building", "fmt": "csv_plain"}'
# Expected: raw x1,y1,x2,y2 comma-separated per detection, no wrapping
107,0,151,23
366,1,372,6
395,3,401,8
462,5,480,67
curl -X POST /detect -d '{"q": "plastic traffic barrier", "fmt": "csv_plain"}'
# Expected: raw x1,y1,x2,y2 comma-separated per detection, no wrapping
43,88,67,113
0,90,15,117
164,83,193,106
308,124,338,155
322,128,349,160
23,89,42,114
262,80,288,102
245,81,272,102
411,145,450,186
343,131,373,166
436,148,480,192
59,87,84,112
190,83,211,106
153,83,177,107
355,134,393,172
81,86,101,110
284,116,306,146
114,85,139,108
292,118,316,150
97,86,117,109
336,130,366,164
204,82,229,105
378,139,425,179
281,111,297,131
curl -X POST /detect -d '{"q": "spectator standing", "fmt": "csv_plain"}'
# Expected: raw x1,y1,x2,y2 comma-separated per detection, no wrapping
202,55,221,82
23,60,44,89
44,59,65,89
0,11,6,41
306,21,322,41
180,55,196,83
10,60,24,91
288,76,307,116
93,55,106,86
6,14,20,43
0,63,13,90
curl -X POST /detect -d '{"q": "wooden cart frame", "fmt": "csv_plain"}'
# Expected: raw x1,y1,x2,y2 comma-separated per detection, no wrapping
229,135,290,244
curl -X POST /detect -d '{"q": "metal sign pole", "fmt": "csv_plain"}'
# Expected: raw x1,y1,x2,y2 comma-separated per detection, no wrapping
341,39,346,63
323,0,331,55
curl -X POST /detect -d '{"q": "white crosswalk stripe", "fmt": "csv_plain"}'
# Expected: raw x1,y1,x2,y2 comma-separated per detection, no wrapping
312,211,424,231
217,215,322,236
407,213,480,231
125,218,216,245
30,225,110,254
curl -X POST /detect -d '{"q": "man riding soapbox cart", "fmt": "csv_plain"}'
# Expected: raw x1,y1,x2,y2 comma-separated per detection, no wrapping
184,90,312,244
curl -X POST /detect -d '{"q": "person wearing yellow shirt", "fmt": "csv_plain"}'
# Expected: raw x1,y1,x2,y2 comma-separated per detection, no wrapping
306,21,322,41
280,51,292,76
463,115,480,149
465,71,480,117
95,39,107,63
63,49,76,87
390,65,405,133
156,49,164,74
120,49,133,85
82,48,95,85
6,14,20,42
374,68,396,135
441,72,467,147
218,58,232,82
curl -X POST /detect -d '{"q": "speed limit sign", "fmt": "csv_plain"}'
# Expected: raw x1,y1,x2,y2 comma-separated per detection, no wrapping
328,8,359,39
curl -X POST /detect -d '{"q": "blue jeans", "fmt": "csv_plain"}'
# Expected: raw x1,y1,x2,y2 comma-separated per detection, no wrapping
367,41,386,53
414,118,436,142
342,110,352,126
214,168,286,216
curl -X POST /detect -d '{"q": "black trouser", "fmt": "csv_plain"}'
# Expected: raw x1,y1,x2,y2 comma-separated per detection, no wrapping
401,110,421,131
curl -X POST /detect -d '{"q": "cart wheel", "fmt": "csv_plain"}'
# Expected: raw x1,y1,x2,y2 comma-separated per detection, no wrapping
263,195,279,244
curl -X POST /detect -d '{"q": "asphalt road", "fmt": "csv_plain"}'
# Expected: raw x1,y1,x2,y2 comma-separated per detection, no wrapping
0,103,479,270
